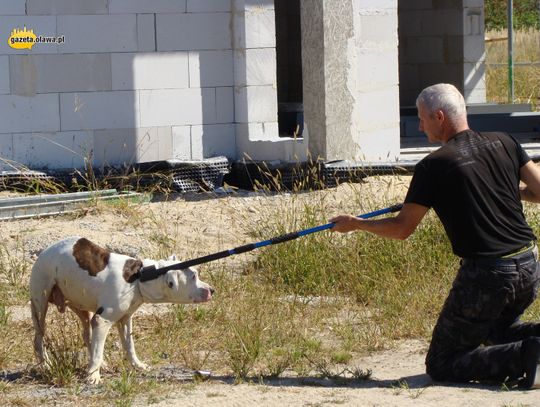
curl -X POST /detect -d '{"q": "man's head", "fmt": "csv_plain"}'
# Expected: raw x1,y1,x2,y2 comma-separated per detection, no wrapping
416,83,469,144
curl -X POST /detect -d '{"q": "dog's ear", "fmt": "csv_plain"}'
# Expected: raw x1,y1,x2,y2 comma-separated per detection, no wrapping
123,259,143,283
168,254,178,261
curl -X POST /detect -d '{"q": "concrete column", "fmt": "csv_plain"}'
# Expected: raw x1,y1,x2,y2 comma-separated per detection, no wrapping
301,0,400,162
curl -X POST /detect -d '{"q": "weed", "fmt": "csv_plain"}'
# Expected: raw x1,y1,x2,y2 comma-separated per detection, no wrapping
331,351,352,364
0,239,31,302
391,379,428,399
40,312,86,386
109,368,137,407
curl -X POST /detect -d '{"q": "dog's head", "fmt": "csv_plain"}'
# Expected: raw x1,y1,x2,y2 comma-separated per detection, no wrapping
140,258,214,304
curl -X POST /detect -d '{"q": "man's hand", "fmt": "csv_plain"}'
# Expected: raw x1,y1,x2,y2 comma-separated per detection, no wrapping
328,203,429,240
329,214,363,233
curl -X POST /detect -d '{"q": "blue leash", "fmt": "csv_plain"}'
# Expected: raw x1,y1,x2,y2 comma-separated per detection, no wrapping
134,203,403,282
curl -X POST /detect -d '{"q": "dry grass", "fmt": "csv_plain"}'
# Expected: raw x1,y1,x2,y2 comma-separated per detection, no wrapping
485,29,540,108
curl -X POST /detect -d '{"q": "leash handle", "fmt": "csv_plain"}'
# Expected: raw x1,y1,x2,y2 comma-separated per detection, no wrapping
136,203,403,282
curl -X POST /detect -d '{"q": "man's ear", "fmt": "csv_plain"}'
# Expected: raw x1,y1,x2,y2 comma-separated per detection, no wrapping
436,109,445,123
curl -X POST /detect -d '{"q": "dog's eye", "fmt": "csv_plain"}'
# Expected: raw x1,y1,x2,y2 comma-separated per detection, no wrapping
168,281,173,289
192,274,196,281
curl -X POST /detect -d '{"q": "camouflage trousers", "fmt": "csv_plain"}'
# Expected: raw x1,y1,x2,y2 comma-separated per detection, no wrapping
426,246,540,383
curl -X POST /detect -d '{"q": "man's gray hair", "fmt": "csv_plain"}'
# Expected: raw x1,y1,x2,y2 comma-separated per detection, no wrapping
416,83,466,122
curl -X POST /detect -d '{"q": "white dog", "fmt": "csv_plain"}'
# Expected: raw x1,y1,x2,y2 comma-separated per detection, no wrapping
29,236,214,384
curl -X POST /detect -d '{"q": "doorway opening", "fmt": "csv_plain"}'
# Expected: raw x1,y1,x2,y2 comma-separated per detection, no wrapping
275,0,304,138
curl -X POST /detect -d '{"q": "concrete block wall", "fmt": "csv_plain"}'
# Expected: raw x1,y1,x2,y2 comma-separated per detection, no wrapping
398,0,486,106
0,0,291,172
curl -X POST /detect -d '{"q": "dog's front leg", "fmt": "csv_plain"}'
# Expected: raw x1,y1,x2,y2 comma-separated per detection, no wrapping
117,315,149,371
86,313,113,385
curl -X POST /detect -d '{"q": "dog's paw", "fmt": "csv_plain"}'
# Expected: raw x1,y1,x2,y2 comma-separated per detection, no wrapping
133,361,150,371
86,370,101,385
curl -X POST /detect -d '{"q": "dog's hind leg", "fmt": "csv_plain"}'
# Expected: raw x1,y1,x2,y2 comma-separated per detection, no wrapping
29,272,54,366
117,314,148,371
30,298,49,365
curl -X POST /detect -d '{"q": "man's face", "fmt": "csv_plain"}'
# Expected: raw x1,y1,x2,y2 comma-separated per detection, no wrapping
417,102,443,143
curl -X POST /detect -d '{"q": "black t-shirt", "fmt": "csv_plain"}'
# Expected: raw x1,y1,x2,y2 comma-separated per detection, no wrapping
404,130,535,258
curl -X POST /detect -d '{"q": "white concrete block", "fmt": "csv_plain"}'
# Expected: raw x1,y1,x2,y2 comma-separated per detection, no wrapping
0,57,9,94
357,13,397,44
139,88,216,127
93,129,135,167
234,9,276,49
235,85,277,123
157,13,231,51
235,0,274,11
137,14,156,52
0,94,59,133
354,87,399,133
58,15,138,53
236,123,287,161
172,126,192,159
464,35,485,62
466,0,484,7
0,135,14,171
27,0,108,15
355,51,398,90
234,48,276,86
60,91,138,131
0,1,26,15
13,132,93,169
187,0,231,12
109,0,186,14
131,126,173,163
236,122,279,142
216,87,234,123
112,52,189,90
464,87,486,104
93,127,173,166
355,0,395,9
191,124,236,159
354,127,400,162
10,54,112,95
0,16,58,54
189,50,233,88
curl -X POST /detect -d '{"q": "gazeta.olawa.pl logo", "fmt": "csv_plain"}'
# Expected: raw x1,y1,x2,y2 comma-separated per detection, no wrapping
8,26,65,50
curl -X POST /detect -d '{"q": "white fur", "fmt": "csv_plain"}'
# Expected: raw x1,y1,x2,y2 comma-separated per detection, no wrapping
29,236,213,384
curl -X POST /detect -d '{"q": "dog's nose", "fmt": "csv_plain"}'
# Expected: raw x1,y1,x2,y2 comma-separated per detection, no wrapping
210,287,215,296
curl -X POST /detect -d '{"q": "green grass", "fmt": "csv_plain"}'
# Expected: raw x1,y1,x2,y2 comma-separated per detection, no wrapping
1,175,540,404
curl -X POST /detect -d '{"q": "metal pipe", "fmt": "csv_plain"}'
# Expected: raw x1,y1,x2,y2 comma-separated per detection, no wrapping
508,0,514,103
135,203,404,282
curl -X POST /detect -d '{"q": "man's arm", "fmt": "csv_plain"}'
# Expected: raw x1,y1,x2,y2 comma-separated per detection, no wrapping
520,161,540,203
329,202,429,240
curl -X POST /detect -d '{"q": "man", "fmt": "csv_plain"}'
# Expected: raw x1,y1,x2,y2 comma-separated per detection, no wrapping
330,83,540,388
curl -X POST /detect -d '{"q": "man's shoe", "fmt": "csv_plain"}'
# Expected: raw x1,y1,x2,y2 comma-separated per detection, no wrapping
520,337,540,389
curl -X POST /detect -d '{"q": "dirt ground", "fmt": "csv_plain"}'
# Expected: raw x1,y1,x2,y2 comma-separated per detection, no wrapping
2,176,540,406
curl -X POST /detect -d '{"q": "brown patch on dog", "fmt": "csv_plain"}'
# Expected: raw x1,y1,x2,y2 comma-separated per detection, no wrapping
48,285,66,313
123,259,143,283
73,238,110,277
